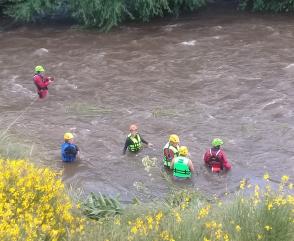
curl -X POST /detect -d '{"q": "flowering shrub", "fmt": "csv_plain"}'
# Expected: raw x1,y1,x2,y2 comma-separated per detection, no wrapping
77,173,293,241
0,159,84,241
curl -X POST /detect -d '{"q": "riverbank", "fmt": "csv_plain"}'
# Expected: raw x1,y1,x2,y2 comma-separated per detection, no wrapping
77,185,294,241
0,158,293,241
1,1,293,32
0,0,283,32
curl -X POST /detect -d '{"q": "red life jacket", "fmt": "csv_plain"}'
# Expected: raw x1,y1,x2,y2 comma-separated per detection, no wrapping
208,149,222,173
33,74,48,91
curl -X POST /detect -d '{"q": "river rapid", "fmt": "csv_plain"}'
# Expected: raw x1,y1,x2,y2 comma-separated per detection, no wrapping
0,11,293,201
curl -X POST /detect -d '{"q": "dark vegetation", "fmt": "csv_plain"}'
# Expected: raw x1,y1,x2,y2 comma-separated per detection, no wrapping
239,0,294,12
0,0,293,30
0,0,206,31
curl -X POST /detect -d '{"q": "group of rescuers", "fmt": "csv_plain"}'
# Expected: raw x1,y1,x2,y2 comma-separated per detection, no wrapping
61,124,232,180
122,124,231,180
34,65,232,179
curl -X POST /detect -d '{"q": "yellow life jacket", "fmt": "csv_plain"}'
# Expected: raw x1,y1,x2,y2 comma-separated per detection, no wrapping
128,134,142,152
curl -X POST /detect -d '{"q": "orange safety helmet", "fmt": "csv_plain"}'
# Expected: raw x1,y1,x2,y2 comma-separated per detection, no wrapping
129,124,138,131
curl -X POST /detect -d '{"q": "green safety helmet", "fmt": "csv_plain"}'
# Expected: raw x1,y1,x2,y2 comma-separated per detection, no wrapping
35,65,45,73
212,138,224,147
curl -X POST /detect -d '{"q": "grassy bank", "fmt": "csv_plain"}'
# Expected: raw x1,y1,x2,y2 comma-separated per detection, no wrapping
0,133,34,160
73,177,294,241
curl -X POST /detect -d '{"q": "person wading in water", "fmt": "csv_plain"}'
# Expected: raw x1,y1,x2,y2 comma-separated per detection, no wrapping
61,133,80,162
203,138,231,173
123,124,152,154
162,134,180,169
171,146,194,180
33,65,54,99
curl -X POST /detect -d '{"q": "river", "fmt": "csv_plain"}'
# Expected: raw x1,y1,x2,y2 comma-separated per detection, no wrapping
0,10,293,201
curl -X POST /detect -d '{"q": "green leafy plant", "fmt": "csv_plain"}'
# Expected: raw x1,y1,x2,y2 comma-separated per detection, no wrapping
69,0,126,31
82,192,123,220
4,0,62,22
2,0,207,30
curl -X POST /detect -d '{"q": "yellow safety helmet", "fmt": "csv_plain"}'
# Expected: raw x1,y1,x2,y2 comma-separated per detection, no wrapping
64,132,74,140
35,65,45,73
169,134,179,143
179,146,189,156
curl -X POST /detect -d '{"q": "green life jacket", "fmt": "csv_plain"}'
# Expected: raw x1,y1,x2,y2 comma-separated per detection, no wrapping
127,134,142,152
173,156,191,178
163,142,179,167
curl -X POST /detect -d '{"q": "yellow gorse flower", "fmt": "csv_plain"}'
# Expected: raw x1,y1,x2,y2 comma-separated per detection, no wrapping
204,220,227,241
263,172,269,181
146,215,153,230
257,234,263,240
223,233,229,241
0,159,83,241
197,205,211,219
172,209,182,223
239,179,246,190
114,217,121,225
205,221,218,229
128,211,165,238
267,202,273,210
130,226,138,234
155,211,163,224
281,175,289,183
160,230,175,241
264,225,272,231
235,225,241,232
254,185,260,198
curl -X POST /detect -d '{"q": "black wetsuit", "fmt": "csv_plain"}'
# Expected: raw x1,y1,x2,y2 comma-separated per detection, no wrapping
123,134,148,154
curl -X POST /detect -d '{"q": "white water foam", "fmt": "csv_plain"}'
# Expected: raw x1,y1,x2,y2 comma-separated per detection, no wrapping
213,26,223,31
11,83,35,97
32,48,49,56
180,40,196,46
284,63,294,69
162,24,180,32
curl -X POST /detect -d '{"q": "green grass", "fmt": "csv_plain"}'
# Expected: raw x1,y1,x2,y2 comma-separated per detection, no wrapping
152,108,178,118
70,188,293,241
65,102,112,117
0,132,34,159
71,172,294,241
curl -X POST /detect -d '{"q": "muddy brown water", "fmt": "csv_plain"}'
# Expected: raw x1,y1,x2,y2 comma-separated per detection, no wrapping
0,12,293,201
